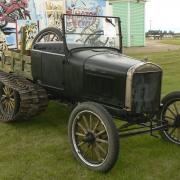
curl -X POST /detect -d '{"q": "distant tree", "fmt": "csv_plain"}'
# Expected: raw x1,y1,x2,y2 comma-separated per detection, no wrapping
168,30,174,35
163,30,167,35
137,0,146,2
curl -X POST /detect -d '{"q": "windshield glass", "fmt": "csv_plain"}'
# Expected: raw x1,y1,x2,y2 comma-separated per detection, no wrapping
64,14,121,51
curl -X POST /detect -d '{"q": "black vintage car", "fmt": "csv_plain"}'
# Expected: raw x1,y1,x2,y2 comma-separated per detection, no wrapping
0,14,180,172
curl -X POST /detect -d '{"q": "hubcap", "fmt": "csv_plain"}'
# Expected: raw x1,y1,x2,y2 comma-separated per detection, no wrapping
84,132,96,144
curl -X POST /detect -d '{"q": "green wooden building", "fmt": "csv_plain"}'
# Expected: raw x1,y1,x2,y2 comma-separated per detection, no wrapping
109,0,146,47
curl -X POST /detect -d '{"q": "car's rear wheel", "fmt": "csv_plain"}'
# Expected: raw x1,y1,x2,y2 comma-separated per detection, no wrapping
160,92,180,145
32,27,63,45
68,102,119,172
0,83,20,122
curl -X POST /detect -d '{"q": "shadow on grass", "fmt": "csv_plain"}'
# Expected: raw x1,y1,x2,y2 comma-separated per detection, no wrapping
7,101,71,133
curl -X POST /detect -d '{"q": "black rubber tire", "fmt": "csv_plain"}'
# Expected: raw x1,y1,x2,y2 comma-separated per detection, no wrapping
160,91,180,145
68,102,119,172
32,27,63,46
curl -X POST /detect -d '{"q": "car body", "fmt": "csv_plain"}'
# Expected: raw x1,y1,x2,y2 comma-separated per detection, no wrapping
31,14,162,120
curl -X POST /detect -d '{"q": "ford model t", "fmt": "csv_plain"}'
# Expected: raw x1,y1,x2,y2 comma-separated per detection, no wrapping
0,14,180,172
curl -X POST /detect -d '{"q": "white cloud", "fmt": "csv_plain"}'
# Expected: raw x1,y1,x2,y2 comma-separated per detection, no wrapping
146,0,180,32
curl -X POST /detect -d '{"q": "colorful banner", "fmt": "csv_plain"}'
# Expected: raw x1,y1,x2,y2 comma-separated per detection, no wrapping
65,0,106,44
45,0,63,28
34,0,48,29
0,0,36,51
17,20,38,50
0,0,107,54
65,0,106,16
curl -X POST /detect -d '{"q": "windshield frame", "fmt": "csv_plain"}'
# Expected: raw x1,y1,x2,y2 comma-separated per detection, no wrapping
62,14,123,53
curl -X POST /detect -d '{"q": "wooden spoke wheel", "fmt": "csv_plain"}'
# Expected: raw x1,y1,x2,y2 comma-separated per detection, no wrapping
160,92,180,144
68,102,119,172
0,83,20,121
32,27,63,44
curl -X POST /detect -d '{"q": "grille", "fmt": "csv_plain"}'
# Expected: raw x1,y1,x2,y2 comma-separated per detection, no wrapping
131,71,162,113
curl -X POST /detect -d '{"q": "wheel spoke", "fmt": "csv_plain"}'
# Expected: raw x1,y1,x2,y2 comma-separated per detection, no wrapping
75,132,85,137
78,141,86,147
10,98,15,102
45,34,50,41
51,34,56,41
93,119,100,132
164,115,175,121
77,122,87,134
6,87,11,96
3,102,7,110
90,144,94,161
173,102,179,115
94,146,103,162
96,138,108,144
7,102,12,113
9,101,14,111
169,127,177,136
3,87,8,95
82,115,89,130
95,129,106,137
5,102,9,113
2,99,7,105
96,142,107,155
167,107,176,118
89,114,93,131
9,91,14,98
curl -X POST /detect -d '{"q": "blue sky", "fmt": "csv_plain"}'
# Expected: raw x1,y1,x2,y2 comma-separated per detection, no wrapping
145,0,180,32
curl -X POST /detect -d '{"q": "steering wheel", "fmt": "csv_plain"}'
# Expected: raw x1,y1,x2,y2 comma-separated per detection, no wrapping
84,30,109,47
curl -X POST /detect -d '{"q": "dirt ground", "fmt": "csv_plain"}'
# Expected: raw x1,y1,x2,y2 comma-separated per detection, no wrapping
124,40,180,54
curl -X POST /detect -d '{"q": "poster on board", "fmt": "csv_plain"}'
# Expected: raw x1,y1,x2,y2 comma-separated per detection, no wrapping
65,0,106,16
64,0,106,44
45,0,64,28
0,0,37,50
34,0,48,29
17,20,39,50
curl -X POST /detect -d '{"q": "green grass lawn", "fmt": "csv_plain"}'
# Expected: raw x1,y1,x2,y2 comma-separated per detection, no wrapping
0,51,180,180
160,38,180,45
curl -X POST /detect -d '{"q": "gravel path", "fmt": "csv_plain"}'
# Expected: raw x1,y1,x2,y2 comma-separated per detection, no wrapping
124,40,180,54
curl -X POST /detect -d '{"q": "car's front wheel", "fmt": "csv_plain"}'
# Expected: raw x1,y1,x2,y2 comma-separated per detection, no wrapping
68,102,119,172
160,92,180,145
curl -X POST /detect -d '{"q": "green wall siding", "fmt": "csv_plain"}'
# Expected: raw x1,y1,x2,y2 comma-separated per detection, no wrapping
112,2,145,47
113,2,129,47
130,3,145,46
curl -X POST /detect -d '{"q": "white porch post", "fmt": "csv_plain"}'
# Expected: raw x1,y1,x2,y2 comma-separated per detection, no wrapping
127,1,131,47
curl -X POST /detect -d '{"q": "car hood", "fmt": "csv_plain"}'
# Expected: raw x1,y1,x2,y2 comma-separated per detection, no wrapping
80,49,142,75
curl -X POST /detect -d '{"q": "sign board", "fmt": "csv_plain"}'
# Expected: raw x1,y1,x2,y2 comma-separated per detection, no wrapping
65,0,106,16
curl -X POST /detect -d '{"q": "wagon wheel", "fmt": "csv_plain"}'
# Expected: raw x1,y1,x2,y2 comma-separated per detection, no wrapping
68,102,119,172
160,92,180,145
84,30,109,47
0,83,20,122
32,27,63,45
